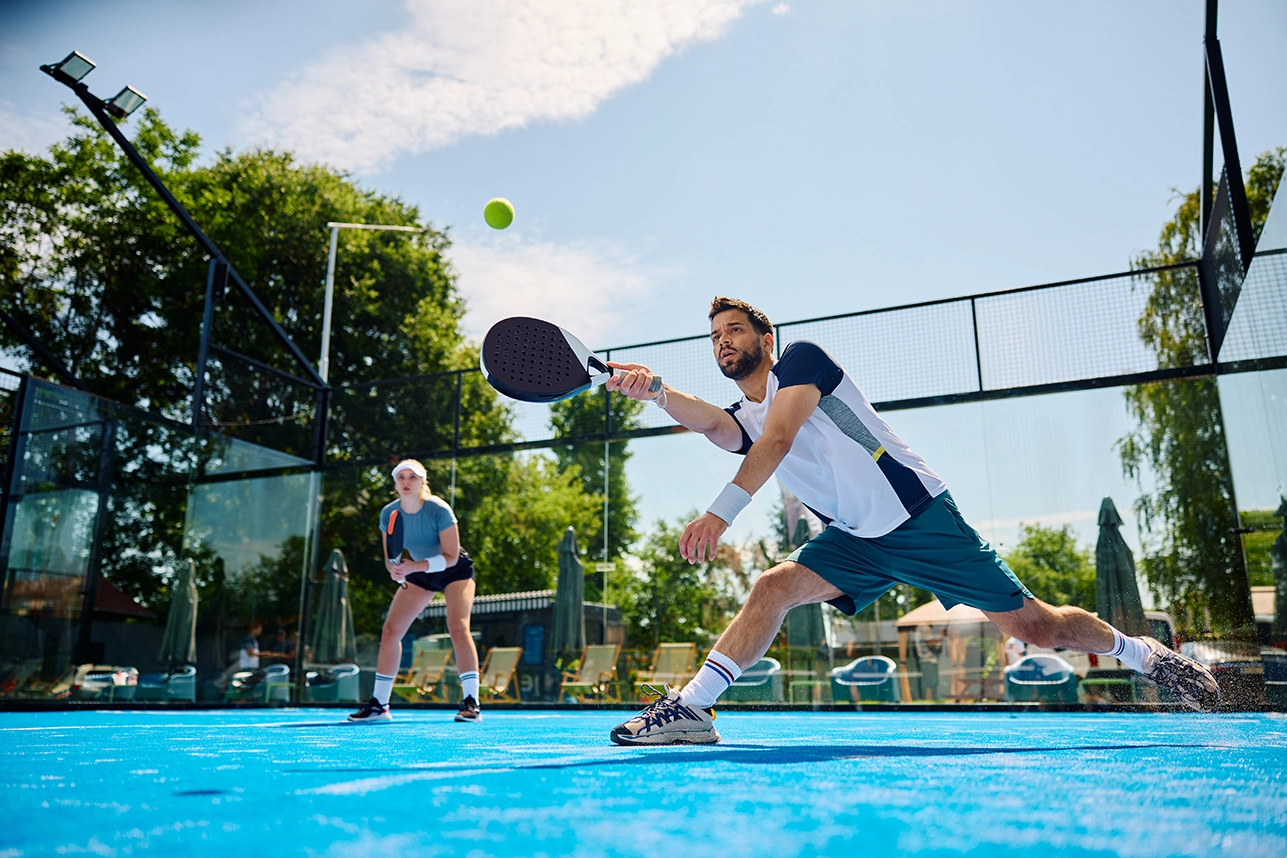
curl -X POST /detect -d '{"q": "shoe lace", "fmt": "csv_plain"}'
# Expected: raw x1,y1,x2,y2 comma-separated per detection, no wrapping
632,686,699,731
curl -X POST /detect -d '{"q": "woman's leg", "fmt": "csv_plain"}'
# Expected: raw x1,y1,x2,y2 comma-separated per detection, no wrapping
376,584,436,677
444,577,479,674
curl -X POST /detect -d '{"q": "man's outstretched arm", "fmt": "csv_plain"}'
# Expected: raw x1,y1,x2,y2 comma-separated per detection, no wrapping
606,361,745,452
679,383,821,563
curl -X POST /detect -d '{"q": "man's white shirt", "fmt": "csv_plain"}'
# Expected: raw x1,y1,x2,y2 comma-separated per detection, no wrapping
725,340,947,539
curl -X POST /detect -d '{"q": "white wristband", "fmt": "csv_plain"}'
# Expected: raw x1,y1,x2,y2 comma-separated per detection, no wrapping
427,555,447,573
706,483,752,525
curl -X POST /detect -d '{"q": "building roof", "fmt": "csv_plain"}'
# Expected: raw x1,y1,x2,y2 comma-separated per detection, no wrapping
419,589,555,619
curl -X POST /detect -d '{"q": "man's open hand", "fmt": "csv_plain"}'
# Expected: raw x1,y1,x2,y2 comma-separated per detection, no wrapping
680,512,730,564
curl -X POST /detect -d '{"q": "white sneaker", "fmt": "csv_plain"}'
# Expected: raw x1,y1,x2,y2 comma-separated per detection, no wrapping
610,686,720,746
1140,637,1221,712
348,697,392,722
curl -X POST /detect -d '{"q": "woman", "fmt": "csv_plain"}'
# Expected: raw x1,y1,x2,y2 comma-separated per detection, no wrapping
349,459,482,723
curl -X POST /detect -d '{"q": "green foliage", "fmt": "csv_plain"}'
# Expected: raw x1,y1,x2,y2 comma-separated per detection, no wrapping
548,390,645,562
466,454,604,595
0,109,603,640
1002,523,1095,609
616,515,750,649
1118,148,1284,637
1240,508,1283,588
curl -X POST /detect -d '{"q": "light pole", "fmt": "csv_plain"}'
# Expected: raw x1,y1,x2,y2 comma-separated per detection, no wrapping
320,222,424,382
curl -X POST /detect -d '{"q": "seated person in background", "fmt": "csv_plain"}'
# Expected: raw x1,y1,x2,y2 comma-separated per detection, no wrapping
239,621,266,669
215,621,266,690
1004,635,1027,666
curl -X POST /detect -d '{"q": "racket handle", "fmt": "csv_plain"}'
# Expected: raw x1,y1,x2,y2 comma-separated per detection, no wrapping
611,369,663,395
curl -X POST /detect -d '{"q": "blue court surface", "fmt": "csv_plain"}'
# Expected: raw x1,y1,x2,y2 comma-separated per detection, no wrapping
2,709,1285,857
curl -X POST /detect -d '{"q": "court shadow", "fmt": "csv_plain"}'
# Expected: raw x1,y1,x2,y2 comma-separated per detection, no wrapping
531,741,1209,770
287,741,1211,776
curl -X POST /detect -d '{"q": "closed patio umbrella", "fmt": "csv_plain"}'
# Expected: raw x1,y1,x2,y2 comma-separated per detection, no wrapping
1096,497,1146,636
158,558,198,669
551,527,586,658
311,549,357,664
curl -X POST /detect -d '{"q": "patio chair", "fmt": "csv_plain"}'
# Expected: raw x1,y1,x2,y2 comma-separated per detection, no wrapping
1006,653,1078,703
634,643,698,696
722,657,783,703
0,658,43,698
830,655,900,703
306,664,360,702
136,664,197,702
225,663,290,702
560,644,620,702
478,647,522,703
392,649,452,703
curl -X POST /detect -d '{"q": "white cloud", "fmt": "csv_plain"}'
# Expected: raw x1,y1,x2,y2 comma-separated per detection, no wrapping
450,237,663,344
771,3,791,15
242,0,764,172
0,100,70,155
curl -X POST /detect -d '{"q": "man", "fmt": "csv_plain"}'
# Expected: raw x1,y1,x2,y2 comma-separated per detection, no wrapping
605,297,1220,745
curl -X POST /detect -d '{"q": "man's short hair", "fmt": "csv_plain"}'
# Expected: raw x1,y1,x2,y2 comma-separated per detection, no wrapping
708,297,773,336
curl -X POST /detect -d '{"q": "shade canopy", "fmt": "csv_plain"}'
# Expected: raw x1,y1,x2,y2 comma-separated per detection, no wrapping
1095,497,1146,636
551,527,586,656
895,599,989,629
157,558,198,668
311,550,357,664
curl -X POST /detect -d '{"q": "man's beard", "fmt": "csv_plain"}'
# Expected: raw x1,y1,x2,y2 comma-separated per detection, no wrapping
718,341,765,381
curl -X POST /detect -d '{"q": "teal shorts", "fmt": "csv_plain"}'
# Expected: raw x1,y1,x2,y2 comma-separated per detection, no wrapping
788,491,1033,615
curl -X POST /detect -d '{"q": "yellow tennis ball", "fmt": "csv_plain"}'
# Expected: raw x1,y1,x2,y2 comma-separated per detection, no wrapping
484,197,514,230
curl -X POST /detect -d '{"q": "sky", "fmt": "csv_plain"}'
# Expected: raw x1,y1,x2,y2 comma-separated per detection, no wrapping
3,0,1286,565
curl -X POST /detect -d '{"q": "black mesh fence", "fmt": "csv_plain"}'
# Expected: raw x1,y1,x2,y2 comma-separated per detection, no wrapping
315,258,1285,461
199,347,319,461
1218,249,1287,364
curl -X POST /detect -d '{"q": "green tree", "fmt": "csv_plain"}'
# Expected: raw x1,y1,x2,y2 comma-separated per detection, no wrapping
1003,524,1096,609
464,454,604,595
617,515,749,649
1119,148,1284,637
548,390,644,568
0,109,526,632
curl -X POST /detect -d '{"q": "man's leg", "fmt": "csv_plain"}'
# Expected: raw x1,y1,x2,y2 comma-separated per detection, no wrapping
984,598,1220,711
680,561,843,708
610,561,842,746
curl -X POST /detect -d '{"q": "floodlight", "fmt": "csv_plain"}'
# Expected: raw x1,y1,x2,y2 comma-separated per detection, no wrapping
48,51,96,82
104,86,147,119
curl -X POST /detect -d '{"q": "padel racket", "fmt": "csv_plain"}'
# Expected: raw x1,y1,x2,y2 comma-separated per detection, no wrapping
481,316,663,403
386,509,408,590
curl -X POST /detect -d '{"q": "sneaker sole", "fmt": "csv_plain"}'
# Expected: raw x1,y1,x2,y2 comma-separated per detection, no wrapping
347,714,392,722
454,714,482,723
609,728,720,746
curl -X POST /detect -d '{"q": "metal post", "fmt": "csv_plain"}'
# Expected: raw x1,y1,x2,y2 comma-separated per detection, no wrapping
320,226,339,383
970,297,983,392
192,260,224,432
1201,0,1218,235
451,371,463,506
75,416,117,665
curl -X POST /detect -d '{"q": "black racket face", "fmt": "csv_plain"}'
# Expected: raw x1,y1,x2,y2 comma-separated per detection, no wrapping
481,317,593,402
386,509,404,560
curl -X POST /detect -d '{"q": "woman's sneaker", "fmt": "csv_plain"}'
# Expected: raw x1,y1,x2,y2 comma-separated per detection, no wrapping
348,697,392,722
610,687,719,745
455,696,482,723
1140,637,1221,712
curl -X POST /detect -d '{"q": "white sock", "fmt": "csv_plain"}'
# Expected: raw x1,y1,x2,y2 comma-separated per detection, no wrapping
680,650,742,709
1100,628,1150,673
373,673,396,706
459,671,479,702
